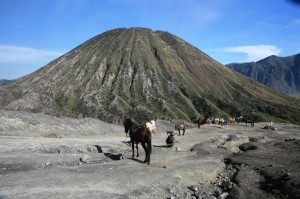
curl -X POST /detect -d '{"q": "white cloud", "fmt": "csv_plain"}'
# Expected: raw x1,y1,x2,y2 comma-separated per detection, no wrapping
0,45,63,64
223,45,282,62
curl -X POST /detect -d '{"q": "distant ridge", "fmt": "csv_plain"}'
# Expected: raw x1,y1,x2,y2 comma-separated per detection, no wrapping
227,53,300,94
1,28,300,124
0,79,15,86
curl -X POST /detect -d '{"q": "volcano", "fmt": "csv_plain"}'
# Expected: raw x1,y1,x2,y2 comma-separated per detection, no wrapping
1,28,300,124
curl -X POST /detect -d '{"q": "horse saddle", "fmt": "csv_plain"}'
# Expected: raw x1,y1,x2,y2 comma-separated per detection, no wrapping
130,125,140,134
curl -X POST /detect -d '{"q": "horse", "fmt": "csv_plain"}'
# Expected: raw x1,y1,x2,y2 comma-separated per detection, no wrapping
175,123,187,136
243,118,254,127
213,117,219,125
228,117,235,125
219,118,225,126
123,118,153,165
241,113,257,127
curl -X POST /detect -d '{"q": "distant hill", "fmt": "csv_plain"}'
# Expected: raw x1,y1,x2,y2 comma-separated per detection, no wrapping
227,54,300,94
0,79,15,86
1,28,300,124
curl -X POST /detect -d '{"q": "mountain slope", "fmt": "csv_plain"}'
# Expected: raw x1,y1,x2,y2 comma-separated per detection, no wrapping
227,54,300,94
1,28,300,124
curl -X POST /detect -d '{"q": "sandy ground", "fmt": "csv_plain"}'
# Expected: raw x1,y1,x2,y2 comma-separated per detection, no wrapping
0,110,300,199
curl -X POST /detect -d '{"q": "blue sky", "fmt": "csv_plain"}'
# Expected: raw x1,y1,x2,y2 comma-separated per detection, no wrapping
0,0,300,80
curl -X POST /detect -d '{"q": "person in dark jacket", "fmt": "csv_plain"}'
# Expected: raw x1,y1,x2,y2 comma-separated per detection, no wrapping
166,131,178,147
197,117,202,128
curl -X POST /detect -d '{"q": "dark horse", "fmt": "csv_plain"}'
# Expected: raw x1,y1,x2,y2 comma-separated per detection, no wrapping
123,118,152,165
242,115,255,127
244,119,254,127
175,123,188,136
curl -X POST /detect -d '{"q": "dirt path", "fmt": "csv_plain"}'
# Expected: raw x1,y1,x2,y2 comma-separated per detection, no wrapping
1,115,300,199
0,124,227,199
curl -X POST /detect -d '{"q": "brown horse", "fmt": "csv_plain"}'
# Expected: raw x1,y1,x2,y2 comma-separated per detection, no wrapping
123,118,152,165
175,123,187,136
228,117,235,125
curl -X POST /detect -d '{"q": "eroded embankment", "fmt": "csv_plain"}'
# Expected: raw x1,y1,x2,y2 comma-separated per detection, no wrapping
221,138,300,199
178,133,300,199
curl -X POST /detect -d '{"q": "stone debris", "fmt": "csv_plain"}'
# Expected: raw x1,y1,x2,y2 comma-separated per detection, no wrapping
188,185,198,192
80,154,92,163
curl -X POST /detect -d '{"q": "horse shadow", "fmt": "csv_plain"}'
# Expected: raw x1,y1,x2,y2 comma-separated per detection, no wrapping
128,157,145,164
122,140,132,147
104,153,124,160
153,144,171,148
94,145,124,161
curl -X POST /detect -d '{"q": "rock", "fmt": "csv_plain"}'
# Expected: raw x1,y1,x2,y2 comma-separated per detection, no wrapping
189,185,198,192
168,186,177,194
118,154,124,160
228,186,246,199
184,192,192,198
220,181,232,189
239,142,259,151
219,192,228,199
81,154,92,163
175,147,182,152
284,177,300,198
193,191,200,198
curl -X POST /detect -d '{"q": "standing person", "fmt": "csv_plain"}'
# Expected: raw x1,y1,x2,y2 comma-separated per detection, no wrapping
197,117,202,128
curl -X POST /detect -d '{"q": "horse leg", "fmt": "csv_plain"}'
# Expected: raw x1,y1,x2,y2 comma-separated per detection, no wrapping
182,129,185,136
136,142,139,157
147,139,151,165
131,140,135,157
142,140,151,165
141,141,148,164
178,129,180,136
